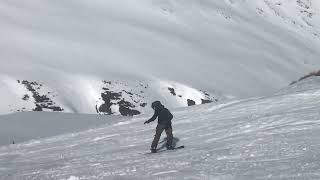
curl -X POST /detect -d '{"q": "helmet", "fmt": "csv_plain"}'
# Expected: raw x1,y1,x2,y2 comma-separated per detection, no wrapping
151,101,164,110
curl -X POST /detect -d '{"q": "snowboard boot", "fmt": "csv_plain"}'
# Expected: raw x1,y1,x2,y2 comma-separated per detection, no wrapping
151,148,157,153
167,145,174,150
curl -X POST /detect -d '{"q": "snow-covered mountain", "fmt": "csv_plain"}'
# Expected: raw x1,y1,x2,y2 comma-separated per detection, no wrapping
1,0,320,179
0,77,221,115
1,0,320,115
1,74,320,180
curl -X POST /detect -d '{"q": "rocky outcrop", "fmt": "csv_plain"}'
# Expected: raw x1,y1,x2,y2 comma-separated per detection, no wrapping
10,79,219,116
18,80,64,112
291,70,320,85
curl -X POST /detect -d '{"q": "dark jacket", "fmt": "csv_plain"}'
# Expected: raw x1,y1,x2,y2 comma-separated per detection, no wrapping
145,102,173,125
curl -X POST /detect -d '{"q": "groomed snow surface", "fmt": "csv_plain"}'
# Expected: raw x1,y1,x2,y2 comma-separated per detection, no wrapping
1,78,320,180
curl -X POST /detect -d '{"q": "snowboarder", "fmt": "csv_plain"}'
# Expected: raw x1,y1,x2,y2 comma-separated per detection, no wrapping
144,101,174,153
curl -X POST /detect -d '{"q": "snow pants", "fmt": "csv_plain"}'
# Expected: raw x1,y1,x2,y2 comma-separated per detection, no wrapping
151,124,173,149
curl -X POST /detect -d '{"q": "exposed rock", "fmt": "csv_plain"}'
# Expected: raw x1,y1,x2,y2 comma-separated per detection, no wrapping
19,80,64,112
97,81,145,116
98,104,113,115
103,81,112,85
22,94,30,101
168,87,176,96
123,90,133,95
98,91,122,115
200,90,218,104
118,100,140,116
14,79,218,115
201,99,213,104
187,99,196,106
33,104,43,111
291,70,320,85
140,103,147,107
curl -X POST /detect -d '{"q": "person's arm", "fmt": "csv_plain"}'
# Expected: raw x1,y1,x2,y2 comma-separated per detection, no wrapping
144,110,158,124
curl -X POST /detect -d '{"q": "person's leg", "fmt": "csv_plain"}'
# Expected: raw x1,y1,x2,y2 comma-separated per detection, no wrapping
165,125,174,149
151,125,164,150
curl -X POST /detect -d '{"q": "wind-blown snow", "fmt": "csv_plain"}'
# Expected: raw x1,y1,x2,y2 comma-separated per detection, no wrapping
1,77,320,179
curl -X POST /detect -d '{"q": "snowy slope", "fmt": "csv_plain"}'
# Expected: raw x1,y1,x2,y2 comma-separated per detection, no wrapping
0,77,320,179
1,0,320,115
0,0,320,179
0,112,118,146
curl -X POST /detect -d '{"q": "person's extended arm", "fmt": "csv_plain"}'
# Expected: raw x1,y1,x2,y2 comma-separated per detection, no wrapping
144,111,158,124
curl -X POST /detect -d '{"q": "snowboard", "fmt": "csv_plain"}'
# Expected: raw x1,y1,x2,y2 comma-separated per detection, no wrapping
145,145,185,154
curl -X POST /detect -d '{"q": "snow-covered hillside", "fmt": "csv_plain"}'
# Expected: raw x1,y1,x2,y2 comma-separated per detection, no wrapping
1,76,320,179
1,0,320,179
0,76,221,115
1,0,320,115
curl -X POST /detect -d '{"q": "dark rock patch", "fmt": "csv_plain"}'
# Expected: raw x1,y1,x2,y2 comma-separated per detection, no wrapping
140,103,147,107
123,90,133,96
168,87,176,96
201,99,213,104
98,91,122,115
97,82,143,116
34,104,43,111
101,91,122,102
291,70,320,85
22,94,30,101
20,80,63,112
118,100,140,116
200,90,218,105
103,81,112,85
187,99,196,106
98,104,113,115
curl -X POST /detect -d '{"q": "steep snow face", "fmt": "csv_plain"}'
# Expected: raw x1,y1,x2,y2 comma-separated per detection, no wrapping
233,0,320,35
0,77,320,179
0,0,319,105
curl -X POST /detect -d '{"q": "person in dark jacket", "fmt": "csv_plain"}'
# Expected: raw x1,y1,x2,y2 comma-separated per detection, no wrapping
144,101,174,153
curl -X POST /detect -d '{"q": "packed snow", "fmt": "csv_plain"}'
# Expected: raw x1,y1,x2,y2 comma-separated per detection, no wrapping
0,112,116,146
0,77,320,179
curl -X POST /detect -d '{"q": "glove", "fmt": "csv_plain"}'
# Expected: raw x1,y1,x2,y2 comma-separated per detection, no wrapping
144,121,149,125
